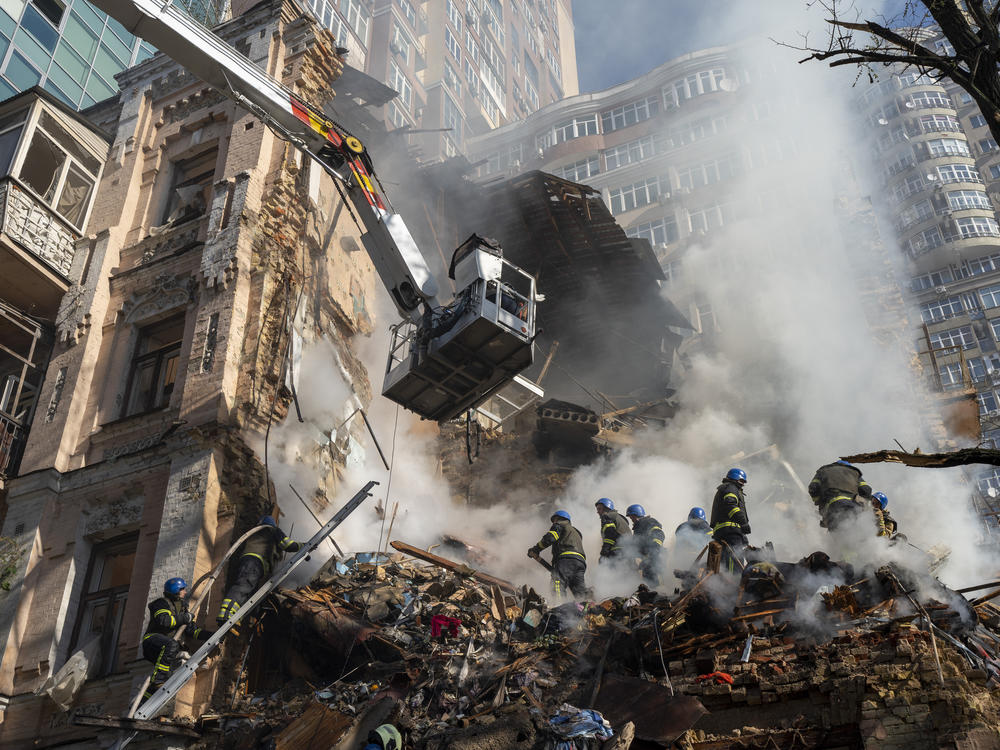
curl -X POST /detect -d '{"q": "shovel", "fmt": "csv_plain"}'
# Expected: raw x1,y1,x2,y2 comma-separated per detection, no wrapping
529,552,553,572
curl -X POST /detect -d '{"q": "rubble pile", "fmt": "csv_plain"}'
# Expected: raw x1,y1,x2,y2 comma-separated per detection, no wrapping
184,545,1000,750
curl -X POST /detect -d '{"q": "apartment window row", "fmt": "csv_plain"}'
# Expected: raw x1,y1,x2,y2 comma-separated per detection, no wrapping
554,156,599,182
689,201,741,234
919,114,961,133
952,215,1000,239
665,115,729,149
912,252,1000,292
666,68,727,107
928,324,975,351
925,137,971,157
442,91,463,144
304,0,353,48
446,0,463,34
342,0,370,43
921,295,965,323
627,216,679,247
935,163,982,184
893,173,928,202
971,114,988,129
911,267,955,291
980,136,999,153
387,100,409,129
443,60,462,97
607,175,666,215
677,153,742,191
601,95,660,133
391,22,412,64
445,27,461,62
948,189,992,210
479,143,523,176
397,0,416,28
907,226,944,255
535,114,599,151
602,134,659,171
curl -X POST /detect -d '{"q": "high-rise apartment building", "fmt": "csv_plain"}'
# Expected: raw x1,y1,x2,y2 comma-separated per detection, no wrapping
298,0,577,161
0,1,226,110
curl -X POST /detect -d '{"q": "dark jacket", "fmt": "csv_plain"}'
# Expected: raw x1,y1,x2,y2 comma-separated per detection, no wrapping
710,480,750,538
808,463,871,515
675,518,712,537
599,510,631,557
632,515,665,555
145,596,209,640
241,525,302,576
531,519,586,563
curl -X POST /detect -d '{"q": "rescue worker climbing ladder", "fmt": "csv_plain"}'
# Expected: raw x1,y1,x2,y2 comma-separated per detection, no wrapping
595,497,630,563
141,578,213,700
710,468,751,574
218,516,302,626
528,510,590,599
626,504,665,583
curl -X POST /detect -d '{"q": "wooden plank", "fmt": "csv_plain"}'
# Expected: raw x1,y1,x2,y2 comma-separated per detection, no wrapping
72,715,201,739
276,701,353,750
958,581,1000,594
390,540,515,592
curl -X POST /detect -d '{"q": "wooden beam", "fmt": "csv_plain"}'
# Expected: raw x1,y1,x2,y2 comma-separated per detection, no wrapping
72,714,202,738
390,540,515,592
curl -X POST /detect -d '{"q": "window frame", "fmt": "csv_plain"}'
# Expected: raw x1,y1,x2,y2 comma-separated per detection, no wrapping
121,315,185,419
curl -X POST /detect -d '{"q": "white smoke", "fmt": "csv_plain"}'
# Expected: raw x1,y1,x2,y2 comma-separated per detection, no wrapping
262,0,998,598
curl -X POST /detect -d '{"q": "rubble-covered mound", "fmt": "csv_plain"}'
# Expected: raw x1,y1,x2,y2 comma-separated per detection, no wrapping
185,546,1000,749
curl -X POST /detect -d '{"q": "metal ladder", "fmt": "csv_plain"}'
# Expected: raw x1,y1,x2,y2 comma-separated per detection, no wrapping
113,480,378,748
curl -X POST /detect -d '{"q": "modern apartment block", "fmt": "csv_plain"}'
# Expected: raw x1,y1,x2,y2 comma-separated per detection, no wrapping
297,0,578,161
0,2,381,741
0,1,229,111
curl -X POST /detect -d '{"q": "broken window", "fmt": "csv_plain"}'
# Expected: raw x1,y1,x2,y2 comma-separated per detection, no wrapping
31,0,64,26
938,361,964,390
160,148,217,226
122,315,184,418
69,533,137,677
15,110,99,229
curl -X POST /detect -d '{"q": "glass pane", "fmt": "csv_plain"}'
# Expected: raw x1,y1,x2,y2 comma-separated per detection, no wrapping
97,548,135,589
138,317,184,354
0,35,10,73
39,111,100,173
0,78,16,101
56,162,92,225
79,92,94,108
21,5,57,52
70,1,104,33
0,0,23,24
100,26,130,65
82,597,109,637
4,50,40,90
46,60,83,104
154,350,179,408
84,70,115,102
33,0,65,26
63,10,97,59
0,125,21,173
54,37,86,81
18,128,63,200
126,356,156,415
14,26,52,71
134,42,153,65
103,16,132,47
93,42,123,83
0,8,15,38
41,78,72,107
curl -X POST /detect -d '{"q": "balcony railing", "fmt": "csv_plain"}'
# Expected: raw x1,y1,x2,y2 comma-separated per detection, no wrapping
0,179,78,279
0,411,26,480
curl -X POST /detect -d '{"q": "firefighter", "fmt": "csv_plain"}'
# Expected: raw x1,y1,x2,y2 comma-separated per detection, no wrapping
808,460,872,532
710,468,750,574
595,497,630,562
141,577,213,701
217,516,302,626
528,510,589,599
626,504,665,583
872,491,899,538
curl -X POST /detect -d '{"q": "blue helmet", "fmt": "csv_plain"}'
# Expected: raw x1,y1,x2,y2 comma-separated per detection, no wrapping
551,509,571,521
836,460,853,467
689,507,707,521
626,504,646,518
164,577,187,597
726,468,747,482
873,492,888,510
595,497,615,510
259,515,276,527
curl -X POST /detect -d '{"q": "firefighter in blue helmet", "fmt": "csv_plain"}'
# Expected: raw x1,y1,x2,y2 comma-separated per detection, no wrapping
595,497,630,562
710,468,750,573
871,491,899,538
626,504,665,583
528,510,589,599
218,515,302,626
674,507,712,567
141,577,213,701
808,460,872,532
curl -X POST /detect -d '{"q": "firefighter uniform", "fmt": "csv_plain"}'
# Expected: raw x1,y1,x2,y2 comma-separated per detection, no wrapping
217,524,302,625
141,596,211,700
632,515,665,582
530,517,589,599
872,500,891,538
710,479,750,573
598,510,631,561
808,462,872,531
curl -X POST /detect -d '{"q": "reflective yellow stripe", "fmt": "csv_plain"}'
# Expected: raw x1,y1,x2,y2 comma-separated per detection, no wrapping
243,552,267,564
824,494,856,510
279,536,296,549
727,506,741,518
546,530,559,540
651,526,663,533
724,493,739,500
602,538,616,545
557,550,586,560
602,522,615,531
713,521,741,532
653,539,663,545
154,608,176,627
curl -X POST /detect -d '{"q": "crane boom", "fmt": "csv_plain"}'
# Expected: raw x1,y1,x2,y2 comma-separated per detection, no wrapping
89,0,540,422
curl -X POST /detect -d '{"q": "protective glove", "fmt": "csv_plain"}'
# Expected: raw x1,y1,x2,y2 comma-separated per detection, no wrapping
741,525,751,535
179,611,193,626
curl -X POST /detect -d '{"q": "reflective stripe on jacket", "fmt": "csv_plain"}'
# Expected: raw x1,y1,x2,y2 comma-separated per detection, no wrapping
532,519,586,562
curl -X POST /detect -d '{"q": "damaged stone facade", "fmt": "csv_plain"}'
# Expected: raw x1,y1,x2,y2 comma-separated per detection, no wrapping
0,2,378,745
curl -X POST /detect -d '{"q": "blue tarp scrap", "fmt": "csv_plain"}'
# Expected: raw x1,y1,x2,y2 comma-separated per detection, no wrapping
547,702,614,749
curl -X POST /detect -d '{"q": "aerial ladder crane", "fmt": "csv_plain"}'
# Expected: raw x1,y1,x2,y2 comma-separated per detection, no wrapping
90,0,539,423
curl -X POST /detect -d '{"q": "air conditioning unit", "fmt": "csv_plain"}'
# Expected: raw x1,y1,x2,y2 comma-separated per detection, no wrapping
935,285,949,294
